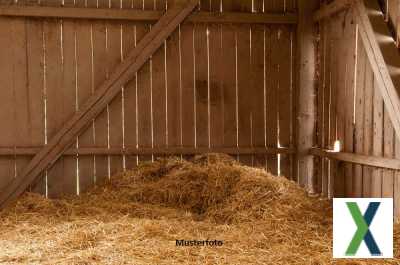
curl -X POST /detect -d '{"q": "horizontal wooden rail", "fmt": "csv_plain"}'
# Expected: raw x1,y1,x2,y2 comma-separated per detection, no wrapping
310,148,400,170
0,5,298,24
0,146,295,156
314,0,352,21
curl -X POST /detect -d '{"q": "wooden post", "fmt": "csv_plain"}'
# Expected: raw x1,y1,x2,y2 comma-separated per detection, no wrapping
297,0,319,194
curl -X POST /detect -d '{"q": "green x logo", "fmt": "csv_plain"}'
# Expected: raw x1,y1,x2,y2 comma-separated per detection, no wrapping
345,202,382,256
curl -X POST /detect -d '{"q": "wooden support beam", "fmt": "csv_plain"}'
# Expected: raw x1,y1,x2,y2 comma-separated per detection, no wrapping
310,148,400,170
0,1,198,209
0,146,295,156
354,0,400,143
313,0,353,21
297,0,319,193
0,5,298,24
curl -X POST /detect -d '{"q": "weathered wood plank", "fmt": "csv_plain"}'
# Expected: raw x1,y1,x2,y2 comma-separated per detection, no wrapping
310,148,400,170
0,5,298,24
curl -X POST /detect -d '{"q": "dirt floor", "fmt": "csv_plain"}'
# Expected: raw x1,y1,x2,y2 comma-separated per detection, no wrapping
0,153,398,265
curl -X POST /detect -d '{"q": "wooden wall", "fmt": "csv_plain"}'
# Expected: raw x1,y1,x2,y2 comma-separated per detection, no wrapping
0,0,297,197
316,5,400,216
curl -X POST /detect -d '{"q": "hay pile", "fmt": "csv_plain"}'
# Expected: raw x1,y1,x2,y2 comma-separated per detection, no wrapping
0,153,399,264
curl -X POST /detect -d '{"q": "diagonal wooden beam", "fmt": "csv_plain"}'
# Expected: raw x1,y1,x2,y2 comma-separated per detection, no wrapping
354,0,400,143
0,0,198,208
313,0,353,21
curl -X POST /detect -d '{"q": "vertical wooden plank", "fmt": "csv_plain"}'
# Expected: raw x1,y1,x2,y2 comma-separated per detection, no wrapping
60,0,78,195
394,138,400,218
122,0,137,169
277,26,293,178
11,16,31,187
354,37,366,198
344,14,356,197
91,0,109,184
152,0,167,160
316,20,325,193
265,26,279,174
328,15,339,196
362,63,374,197
220,0,236,160
43,6,74,197
26,16,46,194
382,108,394,198
180,23,195,156
322,19,332,196
0,17,16,192
333,13,346,197
166,29,181,152
195,0,210,152
136,0,153,163
371,79,383,198
108,0,124,176
194,23,209,149
209,2,224,150
235,0,252,166
251,3,266,169
76,0,95,192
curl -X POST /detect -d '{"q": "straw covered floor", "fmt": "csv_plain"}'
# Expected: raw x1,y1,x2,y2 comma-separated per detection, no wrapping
0,153,399,264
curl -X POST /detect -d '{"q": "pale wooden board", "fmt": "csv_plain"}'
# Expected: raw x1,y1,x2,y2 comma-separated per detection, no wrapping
329,14,340,196
60,0,78,196
266,26,279,175
194,23,209,149
209,23,224,150
333,12,346,197
221,0,237,163
76,0,95,193
136,0,153,163
108,0,124,176
11,15,32,190
383,107,394,198
371,78,384,198
25,16,46,194
166,29,181,151
43,10,75,197
122,0,137,169
236,23,252,166
354,34,367,198
251,1,266,169
318,20,326,195
316,21,325,194
180,23,195,158
92,0,109,184
152,0,167,161
395,137,400,218
343,13,356,197
0,17,16,191
322,19,332,196
235,0,252,166
362,60,374,197
277,26,292,179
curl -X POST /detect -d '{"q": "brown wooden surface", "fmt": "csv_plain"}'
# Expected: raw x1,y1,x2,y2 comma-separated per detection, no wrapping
108,0,124,177
0,0,297,201
0,16,16,192
76,0,95,193
0,2,200,207
0,6,298,24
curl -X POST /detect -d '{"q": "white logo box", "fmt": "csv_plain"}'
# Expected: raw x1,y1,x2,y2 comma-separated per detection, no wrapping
333,198,393,259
